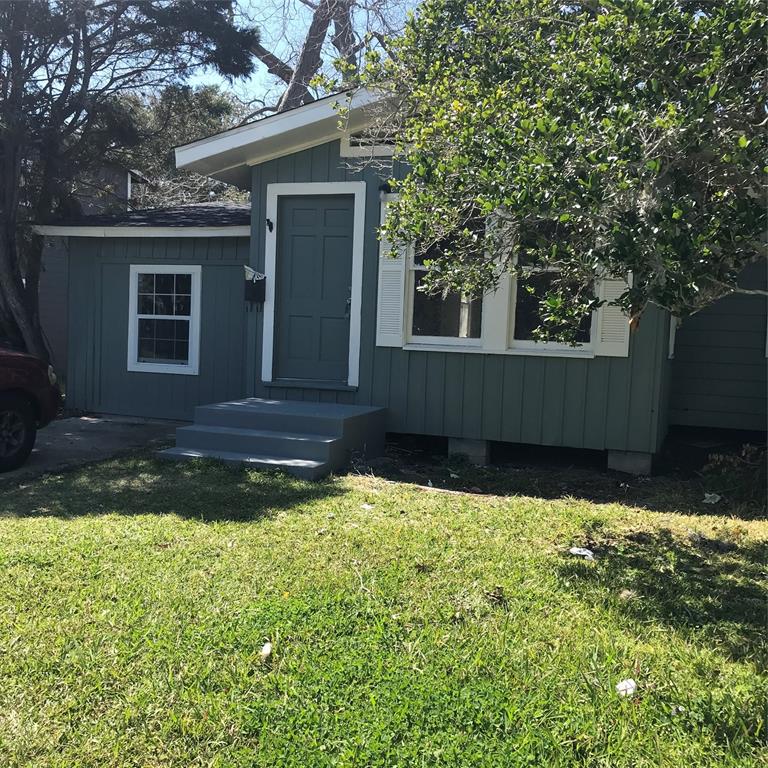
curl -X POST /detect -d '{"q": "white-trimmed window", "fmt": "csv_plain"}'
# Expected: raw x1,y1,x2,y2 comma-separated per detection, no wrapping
509,266,595,353
127,264,201,375
406,238,484,348
376,197,630,358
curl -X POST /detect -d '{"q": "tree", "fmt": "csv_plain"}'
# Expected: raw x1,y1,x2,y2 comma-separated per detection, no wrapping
365,0,767,341
243,0,409,117
118,85,251,208
0,0,258,358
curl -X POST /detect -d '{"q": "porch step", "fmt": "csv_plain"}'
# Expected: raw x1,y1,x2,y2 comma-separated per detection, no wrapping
194,399,380,436
159,447,329,480
175,424,346,464
159,397,386,480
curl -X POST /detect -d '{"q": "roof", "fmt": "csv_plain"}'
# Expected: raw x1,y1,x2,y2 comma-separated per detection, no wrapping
174,88,385,188
33,202,251,238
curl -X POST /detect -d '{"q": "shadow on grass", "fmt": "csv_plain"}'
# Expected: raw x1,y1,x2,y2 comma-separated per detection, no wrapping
557,525,768,666
0,454,346,523
362,439,766,520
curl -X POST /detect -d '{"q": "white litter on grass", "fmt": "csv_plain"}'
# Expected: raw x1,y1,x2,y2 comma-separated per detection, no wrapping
703,493,722,504
427,480,433,487
259,642,273,663
361,503,374,510
616,678,637,698
569,547,595,561
450,473,460,479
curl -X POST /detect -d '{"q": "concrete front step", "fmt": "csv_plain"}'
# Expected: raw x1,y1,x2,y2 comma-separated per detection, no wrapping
175,424,345,464
194,398,383,437
160,397,387,479
159,447,330,480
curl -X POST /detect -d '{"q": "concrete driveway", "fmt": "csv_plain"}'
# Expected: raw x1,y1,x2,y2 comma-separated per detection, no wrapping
0,415,181,484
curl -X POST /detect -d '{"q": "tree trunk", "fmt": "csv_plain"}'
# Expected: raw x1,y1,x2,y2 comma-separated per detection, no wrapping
277,1,333,111
0,227,49,360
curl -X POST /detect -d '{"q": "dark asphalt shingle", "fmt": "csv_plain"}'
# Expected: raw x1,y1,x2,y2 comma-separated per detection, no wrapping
56,202,251,228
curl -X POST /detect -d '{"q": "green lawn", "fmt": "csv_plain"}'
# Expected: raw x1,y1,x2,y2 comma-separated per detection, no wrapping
0,456,765,767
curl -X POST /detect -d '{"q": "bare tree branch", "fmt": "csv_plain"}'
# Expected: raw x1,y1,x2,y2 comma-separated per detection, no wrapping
251,42,295,84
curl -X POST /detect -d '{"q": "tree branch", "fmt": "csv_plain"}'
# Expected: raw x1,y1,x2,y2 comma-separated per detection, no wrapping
252,42,295,84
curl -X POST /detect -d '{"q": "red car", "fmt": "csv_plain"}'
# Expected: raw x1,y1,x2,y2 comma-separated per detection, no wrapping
0,348,62,471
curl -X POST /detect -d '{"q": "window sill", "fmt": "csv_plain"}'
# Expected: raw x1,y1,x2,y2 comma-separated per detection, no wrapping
127,362,199,376
401,344,595,359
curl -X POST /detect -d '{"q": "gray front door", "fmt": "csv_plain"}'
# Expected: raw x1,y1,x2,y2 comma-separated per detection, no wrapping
274,194,354,383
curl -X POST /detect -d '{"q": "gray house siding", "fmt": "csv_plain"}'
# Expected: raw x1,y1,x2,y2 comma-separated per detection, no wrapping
67,236,250,420
246,140,671,454
670,260,767,431
40,166,135,374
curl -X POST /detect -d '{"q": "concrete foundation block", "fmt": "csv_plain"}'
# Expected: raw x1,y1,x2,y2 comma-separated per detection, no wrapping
448,437,490,466
607,450,653,475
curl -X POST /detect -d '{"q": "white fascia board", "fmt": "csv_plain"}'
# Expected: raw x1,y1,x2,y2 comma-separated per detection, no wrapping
174,89,383,176
33,225,251,238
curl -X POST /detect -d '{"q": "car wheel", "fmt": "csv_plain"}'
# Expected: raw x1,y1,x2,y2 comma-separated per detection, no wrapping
0,394,36,472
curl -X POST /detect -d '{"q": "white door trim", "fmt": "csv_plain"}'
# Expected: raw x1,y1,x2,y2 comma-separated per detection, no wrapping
262,181,367,388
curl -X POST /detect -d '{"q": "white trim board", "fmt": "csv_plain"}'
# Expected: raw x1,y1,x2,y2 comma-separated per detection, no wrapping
127,264,202,376
176,89,380,160
33,225,250,238
175,89,383,184
261,181,367,389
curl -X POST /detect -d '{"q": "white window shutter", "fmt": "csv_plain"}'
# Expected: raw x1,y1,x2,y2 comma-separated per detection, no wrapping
375,198,406,347
594,276,631,357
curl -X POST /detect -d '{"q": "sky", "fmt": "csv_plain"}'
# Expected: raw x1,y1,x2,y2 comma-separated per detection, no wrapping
186,0,415,110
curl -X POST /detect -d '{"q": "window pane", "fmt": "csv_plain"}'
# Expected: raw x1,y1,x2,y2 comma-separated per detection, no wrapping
138,274,154,293
138,318,155,338
412,273,482,339
174,320,189,341
138,295,154,314
175,274,191,294
513,272,591,343
155,274,174,294
174,341,189,361
136,316,190,364
155,339,174,360
138,337,155,360
137,273,193,317
174,295,191,316
154,295,173,315
155,319,175,340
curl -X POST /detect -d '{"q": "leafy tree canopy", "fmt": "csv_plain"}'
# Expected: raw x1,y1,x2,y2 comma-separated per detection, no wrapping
365,0,766,340
0,0,258,357
117,85,250,207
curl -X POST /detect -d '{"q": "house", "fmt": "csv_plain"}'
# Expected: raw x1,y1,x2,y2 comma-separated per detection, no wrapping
35,91,767,478
39,165,148,372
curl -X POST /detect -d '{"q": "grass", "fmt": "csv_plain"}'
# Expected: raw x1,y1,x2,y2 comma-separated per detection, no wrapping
0,454,765,767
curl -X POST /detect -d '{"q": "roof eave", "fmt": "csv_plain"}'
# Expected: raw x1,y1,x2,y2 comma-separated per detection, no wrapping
175,89,385,182
33,225,251,238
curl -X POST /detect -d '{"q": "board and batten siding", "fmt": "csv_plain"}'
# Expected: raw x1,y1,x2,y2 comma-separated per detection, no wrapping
39,236,70,374
247,139,671,454
670,260,767,431
67,236,250,420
